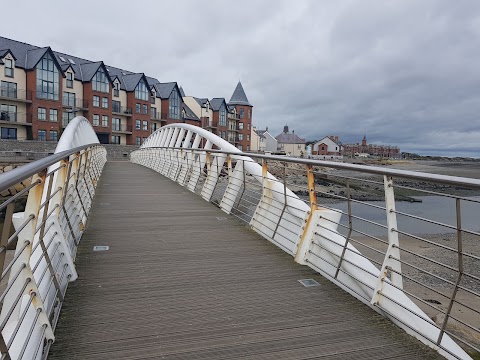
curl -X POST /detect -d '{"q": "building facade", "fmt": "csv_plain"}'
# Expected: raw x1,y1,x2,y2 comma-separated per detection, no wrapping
312,136,341,156
0,36,252,150
251,127,277,153
275,126,306,157
342,135,400,158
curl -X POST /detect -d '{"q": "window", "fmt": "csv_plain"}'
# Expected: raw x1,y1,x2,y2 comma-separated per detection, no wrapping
93,96,100,107
1,127,16,140
66,72,73,88
38,129,47,141
248,109,251,118
143,120,148,131
0,81,17,99
63,92,75,107
143,104,148,115
62,111,74,127
136,120,141,130
136,137,141,145
102,115,108,127
112,100,121,113
111,135,121,144
247,134,250,141
240,108,244,118
169,90,179,119
38,107,46,121
0,104,16,121
112,118,120,131
5,59,13,77
238,144,243,151
239,122,244,130
102,97,108,108
151,107,157,118
135,81,149,100
247,123,250,130
92,68,109,93
247,145,250,151
136,103,141,114
36,52,59,100
239,134,243,141
93,114,99,126
150,95,155,104
113,82,119,97
151,122,157,132
50,109,58,121
219,105,226,126
222,131,226,139
50,130,58,141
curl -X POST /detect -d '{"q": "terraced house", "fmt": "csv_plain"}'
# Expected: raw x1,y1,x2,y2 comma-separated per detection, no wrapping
0,36,252,149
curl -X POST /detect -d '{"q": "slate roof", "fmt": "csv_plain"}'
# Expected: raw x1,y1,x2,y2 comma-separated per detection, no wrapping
210,98,227,111
0,49,16,64
182,103,200,121
122,73,146,92
275,131,306,144
153,82,178,99
228,81,252,106
0,37,37,68
194,97,209,107
179,86,185,97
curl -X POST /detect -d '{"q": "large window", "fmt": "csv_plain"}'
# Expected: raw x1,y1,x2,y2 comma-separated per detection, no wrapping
38,129,47,141
239,122,244,130
135,81,149,101
38,107,46,121
50,109,58,122
62,111,74,127
50,130,58,141
151,107,157,118
102,115,108,127
93,114,99,126
239,134,243,141
111,135,121,144
66,72,73,88
93,96,100,107
63,92,75,107
1,127,16,139
219,105,226,126
112,118,120,131
0,81,17,99
92,68,109,93
5,59,13,78
0,104,16,121
169,90,179,119
102,97,108,108
36,53,59,100
112,100,121,113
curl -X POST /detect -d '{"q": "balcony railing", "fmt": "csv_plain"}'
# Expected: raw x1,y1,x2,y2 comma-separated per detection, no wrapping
111,124,133,133
0,87,33,102
202,118,216,128
151,112,168,122
0,111,33,124
112,104,133,116
228,113,240,120
62,97,89,109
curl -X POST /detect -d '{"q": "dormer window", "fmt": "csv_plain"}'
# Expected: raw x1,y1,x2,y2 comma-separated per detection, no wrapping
135,81,149,101
92,68,109,93
5,59,13,78
150,91,155,104
205,102,209,111
66,72,73,88
113,82,119,97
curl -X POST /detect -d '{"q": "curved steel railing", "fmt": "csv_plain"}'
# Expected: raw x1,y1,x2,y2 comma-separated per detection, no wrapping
131,124,479,360
0,117,106,360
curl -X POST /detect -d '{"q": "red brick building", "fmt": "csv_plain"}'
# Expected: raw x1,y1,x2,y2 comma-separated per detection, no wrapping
342,135,400,158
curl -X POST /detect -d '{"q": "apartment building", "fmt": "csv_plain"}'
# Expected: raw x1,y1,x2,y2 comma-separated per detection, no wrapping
342,135,400,158
0,36,252,149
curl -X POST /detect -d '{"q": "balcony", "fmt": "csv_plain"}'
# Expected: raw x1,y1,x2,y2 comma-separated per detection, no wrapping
62,97,89,110
0,111,33,125
111,124,133,134
202,117,216,129
151,112,168,123
112,104,133,117
228,113,240,120
0,88,33,103
227,136,239,144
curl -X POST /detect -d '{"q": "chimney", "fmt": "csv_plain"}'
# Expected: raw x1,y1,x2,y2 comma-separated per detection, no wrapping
266,126,268,131
335,136,339,143
292,130,295,134
283,125,289,133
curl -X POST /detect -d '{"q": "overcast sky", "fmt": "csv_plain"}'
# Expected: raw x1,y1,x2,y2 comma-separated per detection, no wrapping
4,0,480,156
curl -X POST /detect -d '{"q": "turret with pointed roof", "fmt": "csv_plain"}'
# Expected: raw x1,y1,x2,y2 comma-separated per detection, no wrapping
228,81,252,107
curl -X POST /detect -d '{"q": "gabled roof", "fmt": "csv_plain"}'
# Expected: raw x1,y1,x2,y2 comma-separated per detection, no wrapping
182,103,200,121
25,47,64,74
60,63,75,73
275,132,306,144
0,37,38,68
179,86,185,97
194,97,209,107
0,49,16,64
228,81,252,106
78,61,112,83
121,73,151,93
210,98,227,111
153,82,180,99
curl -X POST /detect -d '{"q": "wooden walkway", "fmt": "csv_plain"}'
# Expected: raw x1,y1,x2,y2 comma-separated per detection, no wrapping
49,161,442,359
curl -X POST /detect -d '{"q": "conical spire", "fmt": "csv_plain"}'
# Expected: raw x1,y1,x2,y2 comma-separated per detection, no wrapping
228,81,252,106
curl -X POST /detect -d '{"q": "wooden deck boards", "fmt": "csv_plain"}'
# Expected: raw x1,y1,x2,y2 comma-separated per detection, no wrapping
48,161,442,359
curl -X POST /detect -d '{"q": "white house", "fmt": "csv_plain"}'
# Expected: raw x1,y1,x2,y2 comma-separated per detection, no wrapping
251,127,277,153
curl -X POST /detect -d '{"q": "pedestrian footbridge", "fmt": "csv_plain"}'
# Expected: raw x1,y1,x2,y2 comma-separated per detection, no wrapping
0,117,478,360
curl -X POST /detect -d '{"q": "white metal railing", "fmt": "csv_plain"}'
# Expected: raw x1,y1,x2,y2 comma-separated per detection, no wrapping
132,123,480,360
0,117,106,360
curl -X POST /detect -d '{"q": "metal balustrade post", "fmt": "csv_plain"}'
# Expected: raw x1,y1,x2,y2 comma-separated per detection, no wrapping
372,175,403,305
60,159,77,247
272,163,288,238
335,180,353,279
437,198,464,346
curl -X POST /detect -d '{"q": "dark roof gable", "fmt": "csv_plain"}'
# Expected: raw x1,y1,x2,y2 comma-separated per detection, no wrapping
210,98,227,111
228,81,252,106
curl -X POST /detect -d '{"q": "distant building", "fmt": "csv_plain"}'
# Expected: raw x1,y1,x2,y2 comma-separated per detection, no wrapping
251,126,277,153
342,135,400,158
275,125,306,157
312,136,341,156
